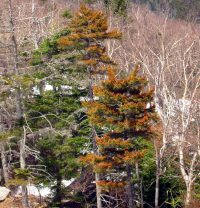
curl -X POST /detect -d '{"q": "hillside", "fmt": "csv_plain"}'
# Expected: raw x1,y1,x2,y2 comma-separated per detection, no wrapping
132,0,200,20
0,0,199,208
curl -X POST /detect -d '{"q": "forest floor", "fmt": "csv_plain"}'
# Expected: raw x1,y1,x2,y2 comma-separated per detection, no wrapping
0,196,46,208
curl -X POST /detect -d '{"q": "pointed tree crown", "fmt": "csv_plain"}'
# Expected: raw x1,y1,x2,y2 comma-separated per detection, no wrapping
84,65,157,134
81,65,158,189
58,4,121,74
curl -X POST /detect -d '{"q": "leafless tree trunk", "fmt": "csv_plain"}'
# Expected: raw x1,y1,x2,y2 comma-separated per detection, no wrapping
7,0,23,121
178,138,197,206
20,126,29,208
135,162,143,208
0,142,9,185
95,172,102,208
7,0,26,206
126,164,136,208
154,140,160,208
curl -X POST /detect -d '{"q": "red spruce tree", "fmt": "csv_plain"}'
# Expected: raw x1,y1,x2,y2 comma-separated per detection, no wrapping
58,3,121,74
58,4,121,208
82,65,158,208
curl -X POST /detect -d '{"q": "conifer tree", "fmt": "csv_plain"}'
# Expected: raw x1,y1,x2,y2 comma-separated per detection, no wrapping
26,30,90,206
58,4,121,208
58,4,121,77
82,65,158,207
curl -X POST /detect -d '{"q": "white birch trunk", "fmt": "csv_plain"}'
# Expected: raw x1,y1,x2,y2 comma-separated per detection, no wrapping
178,135,197,206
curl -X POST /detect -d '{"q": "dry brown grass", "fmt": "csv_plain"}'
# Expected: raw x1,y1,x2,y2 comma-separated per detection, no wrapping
184,199,200,208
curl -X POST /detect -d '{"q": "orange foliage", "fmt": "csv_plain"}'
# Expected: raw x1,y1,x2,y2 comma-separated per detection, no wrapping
58,37,74,47
96,135,132,149
79,59,97,66
120,102,146,112
86,45,104,53
80,153,105,165
69,6,158,189
124,150,146,163
95,162,113,172
106,30,122,39
58,4,121,74
82,101,118,126
97,180,126,190
93,86,126,101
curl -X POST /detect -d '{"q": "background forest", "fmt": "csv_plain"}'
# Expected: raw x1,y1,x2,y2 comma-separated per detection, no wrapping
0,0,199,208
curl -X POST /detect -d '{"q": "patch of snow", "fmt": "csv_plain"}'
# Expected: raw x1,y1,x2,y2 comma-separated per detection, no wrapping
32,86,40,95
44,84,53,91
80,96,99,101
15,179,75,198
61,85,72,90
62,179,75,187
28,185,51,197
146,103,151,109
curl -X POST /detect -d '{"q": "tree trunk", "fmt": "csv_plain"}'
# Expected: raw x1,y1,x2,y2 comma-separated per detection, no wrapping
178,136,197,207
7,1,28,206
155,169,159,208
31,0,39,49
21,186,29,208
155,143,160,208
185,183,192,207
126,164,135,208
95,173,102,208
7,0,23,121
20,128,29,208
89,70,102,208
54,174,62,206
135,162,143,208
0,142,9,185
92,126,102,208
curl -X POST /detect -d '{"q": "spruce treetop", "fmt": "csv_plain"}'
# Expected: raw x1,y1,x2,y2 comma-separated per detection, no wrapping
84,65,157,134
58,4,121,74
